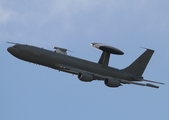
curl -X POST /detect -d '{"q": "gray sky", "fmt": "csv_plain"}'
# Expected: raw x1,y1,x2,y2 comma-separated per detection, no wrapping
1,0,169,120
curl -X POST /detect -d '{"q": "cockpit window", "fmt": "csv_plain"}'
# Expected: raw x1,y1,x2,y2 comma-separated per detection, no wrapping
13,45,20,49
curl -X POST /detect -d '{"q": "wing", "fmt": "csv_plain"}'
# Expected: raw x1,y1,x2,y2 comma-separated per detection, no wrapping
54,64,106,79
54,64,164,88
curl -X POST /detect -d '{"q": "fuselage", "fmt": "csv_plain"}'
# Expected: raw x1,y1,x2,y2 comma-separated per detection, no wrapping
7,43,164,89
7,44,135,81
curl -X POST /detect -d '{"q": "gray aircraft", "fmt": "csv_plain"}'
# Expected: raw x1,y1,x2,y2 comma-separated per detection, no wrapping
7,42,164,88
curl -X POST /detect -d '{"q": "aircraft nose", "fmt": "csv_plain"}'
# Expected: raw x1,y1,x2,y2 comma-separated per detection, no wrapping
7,47,12,53
7,47,15,54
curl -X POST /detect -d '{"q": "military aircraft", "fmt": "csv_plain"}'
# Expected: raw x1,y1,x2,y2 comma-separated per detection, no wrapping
7,42,164,88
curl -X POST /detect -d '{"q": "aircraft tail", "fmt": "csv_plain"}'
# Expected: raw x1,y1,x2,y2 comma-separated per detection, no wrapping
122,49,154,76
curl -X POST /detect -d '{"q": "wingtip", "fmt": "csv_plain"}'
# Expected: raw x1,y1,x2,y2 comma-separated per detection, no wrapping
140,47,154,51
7,42,20,45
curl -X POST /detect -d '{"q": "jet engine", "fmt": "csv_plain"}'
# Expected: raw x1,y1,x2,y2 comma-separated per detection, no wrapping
104,78,121,87
78,73,93,82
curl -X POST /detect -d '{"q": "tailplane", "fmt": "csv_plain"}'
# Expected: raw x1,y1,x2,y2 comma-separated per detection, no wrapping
122,49,154,76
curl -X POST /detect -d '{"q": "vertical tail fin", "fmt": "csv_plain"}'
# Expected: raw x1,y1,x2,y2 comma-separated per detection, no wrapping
122,49,154,76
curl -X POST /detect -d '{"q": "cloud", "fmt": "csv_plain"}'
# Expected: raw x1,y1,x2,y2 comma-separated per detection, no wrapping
0,0,150,29
50,0,99,16
1,0,169,47
0,5,15,24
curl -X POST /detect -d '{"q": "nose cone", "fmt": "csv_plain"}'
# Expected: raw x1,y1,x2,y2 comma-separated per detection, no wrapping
7,47,13,53
7,47,16,55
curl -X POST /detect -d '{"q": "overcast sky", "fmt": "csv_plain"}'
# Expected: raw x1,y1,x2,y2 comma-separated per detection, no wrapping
1,0,169,120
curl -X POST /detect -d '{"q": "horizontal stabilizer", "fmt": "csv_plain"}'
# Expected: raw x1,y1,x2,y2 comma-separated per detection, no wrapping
146,83,159,88
142,79,165,85
120,79,160,88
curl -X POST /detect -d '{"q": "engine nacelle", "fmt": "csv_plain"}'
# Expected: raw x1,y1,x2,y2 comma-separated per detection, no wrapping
104,78,121,87
78,73,93,82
